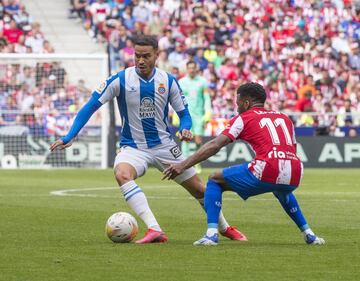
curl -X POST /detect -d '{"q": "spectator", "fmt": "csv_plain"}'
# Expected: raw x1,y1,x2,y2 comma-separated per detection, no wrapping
13,5,32,29
4,0,20,16
121,5,135,31
24,22,44,53
3,19,23,44
158,28,174,52
14,34,26,53
214,20,231,46
348,128,358,137
72,0,87,21
119,38,134,67
168,41,186,69
296,91,313,112
1,95,20,124
349,43,360,69
156,50,172,73
147,10,165,36
89,0,110,41
132,1,150,25
337,99,358,126
193,48,208,71
298,75,316,99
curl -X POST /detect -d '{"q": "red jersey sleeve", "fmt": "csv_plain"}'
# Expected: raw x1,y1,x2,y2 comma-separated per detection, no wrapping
221,115,244,141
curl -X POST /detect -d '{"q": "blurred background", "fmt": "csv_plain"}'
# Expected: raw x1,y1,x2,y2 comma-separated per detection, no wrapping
0,0,359,169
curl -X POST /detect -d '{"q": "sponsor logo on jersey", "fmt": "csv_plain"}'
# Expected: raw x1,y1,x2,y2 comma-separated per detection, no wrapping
95,81,107,94
180,92,188,106
268,147,298,160
170,145,182,159
157,83,166,95
139,97,155,119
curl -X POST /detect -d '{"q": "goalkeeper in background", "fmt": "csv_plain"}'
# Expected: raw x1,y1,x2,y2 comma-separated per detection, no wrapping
178,60,211,174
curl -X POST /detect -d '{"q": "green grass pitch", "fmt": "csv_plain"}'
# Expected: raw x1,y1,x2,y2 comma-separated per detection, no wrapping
0,168,359,281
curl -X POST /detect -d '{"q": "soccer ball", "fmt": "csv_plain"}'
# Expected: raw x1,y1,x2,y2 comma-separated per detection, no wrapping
105,212,138,243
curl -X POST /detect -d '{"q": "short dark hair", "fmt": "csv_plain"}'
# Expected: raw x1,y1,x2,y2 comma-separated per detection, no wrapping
186,60,197,67
237,82,267,104
132,35,158,50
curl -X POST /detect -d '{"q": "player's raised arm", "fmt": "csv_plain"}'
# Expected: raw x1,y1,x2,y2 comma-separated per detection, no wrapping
167,74,193,141
163,114,242,180
162,134,232,180
50,73,120,151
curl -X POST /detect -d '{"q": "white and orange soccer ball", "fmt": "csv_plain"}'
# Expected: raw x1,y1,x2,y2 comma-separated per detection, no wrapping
105,212,138,243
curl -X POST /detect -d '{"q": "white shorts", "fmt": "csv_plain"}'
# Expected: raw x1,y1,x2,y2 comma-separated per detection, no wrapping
113,141,196,184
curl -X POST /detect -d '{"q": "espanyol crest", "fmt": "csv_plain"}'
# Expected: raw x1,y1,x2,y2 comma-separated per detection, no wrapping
158,83,166,95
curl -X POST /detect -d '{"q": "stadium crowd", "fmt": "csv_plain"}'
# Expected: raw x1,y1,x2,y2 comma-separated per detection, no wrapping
0,0,94,135
1,0,359,137
69,0,360,136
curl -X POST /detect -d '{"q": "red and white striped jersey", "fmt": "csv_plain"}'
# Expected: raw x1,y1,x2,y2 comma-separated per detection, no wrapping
222,107,303,186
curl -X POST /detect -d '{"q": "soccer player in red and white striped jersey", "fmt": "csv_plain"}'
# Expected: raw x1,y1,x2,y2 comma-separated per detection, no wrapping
163,82,325,246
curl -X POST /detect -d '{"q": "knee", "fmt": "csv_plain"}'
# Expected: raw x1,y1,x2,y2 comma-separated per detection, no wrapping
273,191,289,204
114,169,134,186
273,191,280,199
208,171,222,183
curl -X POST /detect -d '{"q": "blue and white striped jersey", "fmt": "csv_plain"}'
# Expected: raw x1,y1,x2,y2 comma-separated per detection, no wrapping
95,67,189,149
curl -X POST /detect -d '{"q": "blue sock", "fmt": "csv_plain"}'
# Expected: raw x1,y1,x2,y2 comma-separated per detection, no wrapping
273,191,308,231
204,180,223,230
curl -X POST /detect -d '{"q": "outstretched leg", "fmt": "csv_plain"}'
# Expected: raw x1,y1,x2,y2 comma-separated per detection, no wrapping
180,173,246,243
115,163,167,244
189,171,247,246
273,191,325,245
193,179,223,245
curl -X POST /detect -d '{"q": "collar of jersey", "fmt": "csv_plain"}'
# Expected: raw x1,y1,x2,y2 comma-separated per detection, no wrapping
135,67,156,83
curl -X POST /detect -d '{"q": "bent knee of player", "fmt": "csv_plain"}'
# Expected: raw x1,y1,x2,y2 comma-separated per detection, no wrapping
114,165,136,185
273,191,290,204
208,170,224,183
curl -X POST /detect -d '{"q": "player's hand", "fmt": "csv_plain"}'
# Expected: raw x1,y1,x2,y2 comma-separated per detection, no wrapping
177,129,193,142
162,163,186,180
49,138,74,152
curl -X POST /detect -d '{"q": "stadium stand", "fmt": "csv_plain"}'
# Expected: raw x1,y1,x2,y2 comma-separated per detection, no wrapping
68,0,360,136
1,0,359,137
0,0,95,135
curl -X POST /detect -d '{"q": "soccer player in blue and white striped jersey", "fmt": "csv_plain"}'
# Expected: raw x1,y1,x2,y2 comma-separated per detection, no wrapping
50,35,246,243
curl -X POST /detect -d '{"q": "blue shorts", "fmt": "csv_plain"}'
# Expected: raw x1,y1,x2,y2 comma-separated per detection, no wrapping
222,163,297,200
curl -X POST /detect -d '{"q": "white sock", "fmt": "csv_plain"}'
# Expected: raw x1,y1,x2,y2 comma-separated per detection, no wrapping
197,198,230,233
206,228,218,237
120,181,161,231
218,212,230,232
302,228,315,238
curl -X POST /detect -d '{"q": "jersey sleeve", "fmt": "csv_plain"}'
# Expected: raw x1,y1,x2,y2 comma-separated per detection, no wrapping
94,73,120,104
168,76,188,112
221,115,245,141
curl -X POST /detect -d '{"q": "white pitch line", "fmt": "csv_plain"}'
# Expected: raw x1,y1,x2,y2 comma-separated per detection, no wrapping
49,185,172,196
48,187,360,202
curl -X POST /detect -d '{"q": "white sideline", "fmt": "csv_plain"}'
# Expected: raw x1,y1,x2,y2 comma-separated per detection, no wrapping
48,187,360,201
